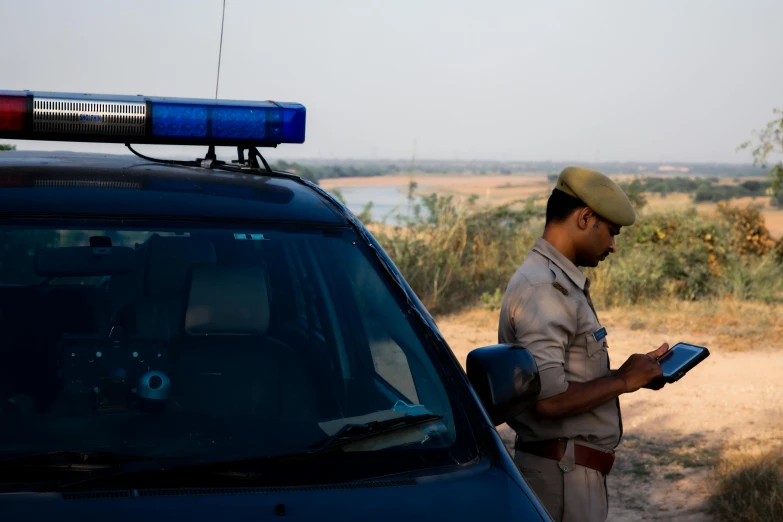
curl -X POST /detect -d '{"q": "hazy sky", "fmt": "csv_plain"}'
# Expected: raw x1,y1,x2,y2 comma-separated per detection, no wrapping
1,0,781,164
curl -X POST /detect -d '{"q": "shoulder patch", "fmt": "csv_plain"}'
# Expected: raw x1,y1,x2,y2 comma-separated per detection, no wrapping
553,281,569,296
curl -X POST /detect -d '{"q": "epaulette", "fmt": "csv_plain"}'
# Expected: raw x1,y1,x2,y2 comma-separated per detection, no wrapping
551,266,570,296
553,281,569,296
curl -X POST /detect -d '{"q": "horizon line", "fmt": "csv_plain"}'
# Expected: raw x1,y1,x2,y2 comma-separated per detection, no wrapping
273,157,759,167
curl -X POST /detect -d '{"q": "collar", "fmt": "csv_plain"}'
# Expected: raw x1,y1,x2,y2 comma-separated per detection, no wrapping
532,237,588,291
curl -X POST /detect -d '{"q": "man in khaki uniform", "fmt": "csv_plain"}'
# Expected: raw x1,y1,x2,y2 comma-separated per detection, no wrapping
498,166,669,522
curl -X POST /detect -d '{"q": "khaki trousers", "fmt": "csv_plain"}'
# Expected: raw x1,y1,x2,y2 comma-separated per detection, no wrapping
513,450,608,522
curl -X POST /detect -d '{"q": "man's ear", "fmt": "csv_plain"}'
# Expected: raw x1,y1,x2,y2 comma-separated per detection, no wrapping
574,207,595,231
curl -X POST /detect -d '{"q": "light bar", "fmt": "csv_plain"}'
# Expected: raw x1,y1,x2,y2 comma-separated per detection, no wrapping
0,90,306,147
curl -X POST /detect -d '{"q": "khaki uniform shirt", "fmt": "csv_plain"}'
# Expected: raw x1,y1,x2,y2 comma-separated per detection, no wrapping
498,237,622,452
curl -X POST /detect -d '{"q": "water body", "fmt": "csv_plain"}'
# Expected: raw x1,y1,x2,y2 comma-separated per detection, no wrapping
333,186,426,225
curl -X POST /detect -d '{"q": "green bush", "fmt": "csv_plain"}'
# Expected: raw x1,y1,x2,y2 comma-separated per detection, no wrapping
587,206,783,307
720,254,783,303
586,210,730,306
368,189,783,314
586,247,667,307
480,288,505,311
372,183,541,314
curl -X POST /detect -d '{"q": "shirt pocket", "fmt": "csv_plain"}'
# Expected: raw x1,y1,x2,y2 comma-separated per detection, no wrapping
584,332,609,378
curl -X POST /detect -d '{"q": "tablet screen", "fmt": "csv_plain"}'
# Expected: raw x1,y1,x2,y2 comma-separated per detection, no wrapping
658,344,705,377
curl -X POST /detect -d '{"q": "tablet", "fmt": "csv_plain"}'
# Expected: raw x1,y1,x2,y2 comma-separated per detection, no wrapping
657,342,710,383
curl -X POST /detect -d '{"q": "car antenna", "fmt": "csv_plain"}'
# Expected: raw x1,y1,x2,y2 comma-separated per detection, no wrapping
124,3,278,174
215,0,227,100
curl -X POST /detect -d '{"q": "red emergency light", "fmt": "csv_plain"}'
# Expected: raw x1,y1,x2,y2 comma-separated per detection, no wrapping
0,95,26,131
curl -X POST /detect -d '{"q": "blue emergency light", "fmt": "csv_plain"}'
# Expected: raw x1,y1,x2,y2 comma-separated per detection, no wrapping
0,90,306,147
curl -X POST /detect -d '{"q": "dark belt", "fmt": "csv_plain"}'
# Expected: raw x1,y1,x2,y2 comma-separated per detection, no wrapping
515,439,615,475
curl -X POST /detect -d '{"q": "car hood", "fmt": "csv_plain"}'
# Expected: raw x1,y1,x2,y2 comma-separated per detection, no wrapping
0,464,549,521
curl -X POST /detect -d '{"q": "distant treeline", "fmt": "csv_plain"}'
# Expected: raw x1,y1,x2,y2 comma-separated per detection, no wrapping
272,160,779,205
270,160,401,182
618,176,775,204
272,158,763,179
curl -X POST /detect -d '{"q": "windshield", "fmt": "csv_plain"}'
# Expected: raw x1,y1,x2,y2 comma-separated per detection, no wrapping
0,220,474,486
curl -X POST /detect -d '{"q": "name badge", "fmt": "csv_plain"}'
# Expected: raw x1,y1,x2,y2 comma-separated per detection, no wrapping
592,327,607,342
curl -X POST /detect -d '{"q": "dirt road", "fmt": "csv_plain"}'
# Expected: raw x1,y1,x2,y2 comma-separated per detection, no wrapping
435,308,783,521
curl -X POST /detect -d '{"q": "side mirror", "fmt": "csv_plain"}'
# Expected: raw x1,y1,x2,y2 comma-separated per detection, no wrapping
466,344,541,426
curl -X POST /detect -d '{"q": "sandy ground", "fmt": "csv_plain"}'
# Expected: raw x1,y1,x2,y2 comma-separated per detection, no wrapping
434,307,783,522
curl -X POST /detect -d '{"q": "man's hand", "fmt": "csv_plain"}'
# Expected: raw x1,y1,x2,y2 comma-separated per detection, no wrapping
642,379,666,391
615,343,669,393
534,343,671,420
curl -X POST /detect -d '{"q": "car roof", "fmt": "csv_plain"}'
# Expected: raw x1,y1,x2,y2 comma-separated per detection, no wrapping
0,150,347,225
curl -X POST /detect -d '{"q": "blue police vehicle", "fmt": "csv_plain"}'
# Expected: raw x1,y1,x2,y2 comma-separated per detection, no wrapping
0,90,551,521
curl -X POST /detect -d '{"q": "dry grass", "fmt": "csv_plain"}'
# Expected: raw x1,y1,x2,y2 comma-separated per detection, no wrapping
438,299,783,355
602,299,783,352
708,444,783,521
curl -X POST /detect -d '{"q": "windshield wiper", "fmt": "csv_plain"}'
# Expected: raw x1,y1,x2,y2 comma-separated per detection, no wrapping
306,413,443,454
52,413,444,492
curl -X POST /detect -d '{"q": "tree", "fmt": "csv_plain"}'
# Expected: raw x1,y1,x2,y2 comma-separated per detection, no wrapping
739,109,783,206
0,144,16,151
619,178,648,211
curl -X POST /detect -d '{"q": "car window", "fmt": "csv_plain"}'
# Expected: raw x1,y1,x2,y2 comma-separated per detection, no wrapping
343,261,419,403
0,220,469,483
368,324,419,404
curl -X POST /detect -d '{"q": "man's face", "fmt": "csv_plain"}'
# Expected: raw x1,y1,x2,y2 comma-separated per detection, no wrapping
577,214,621,267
